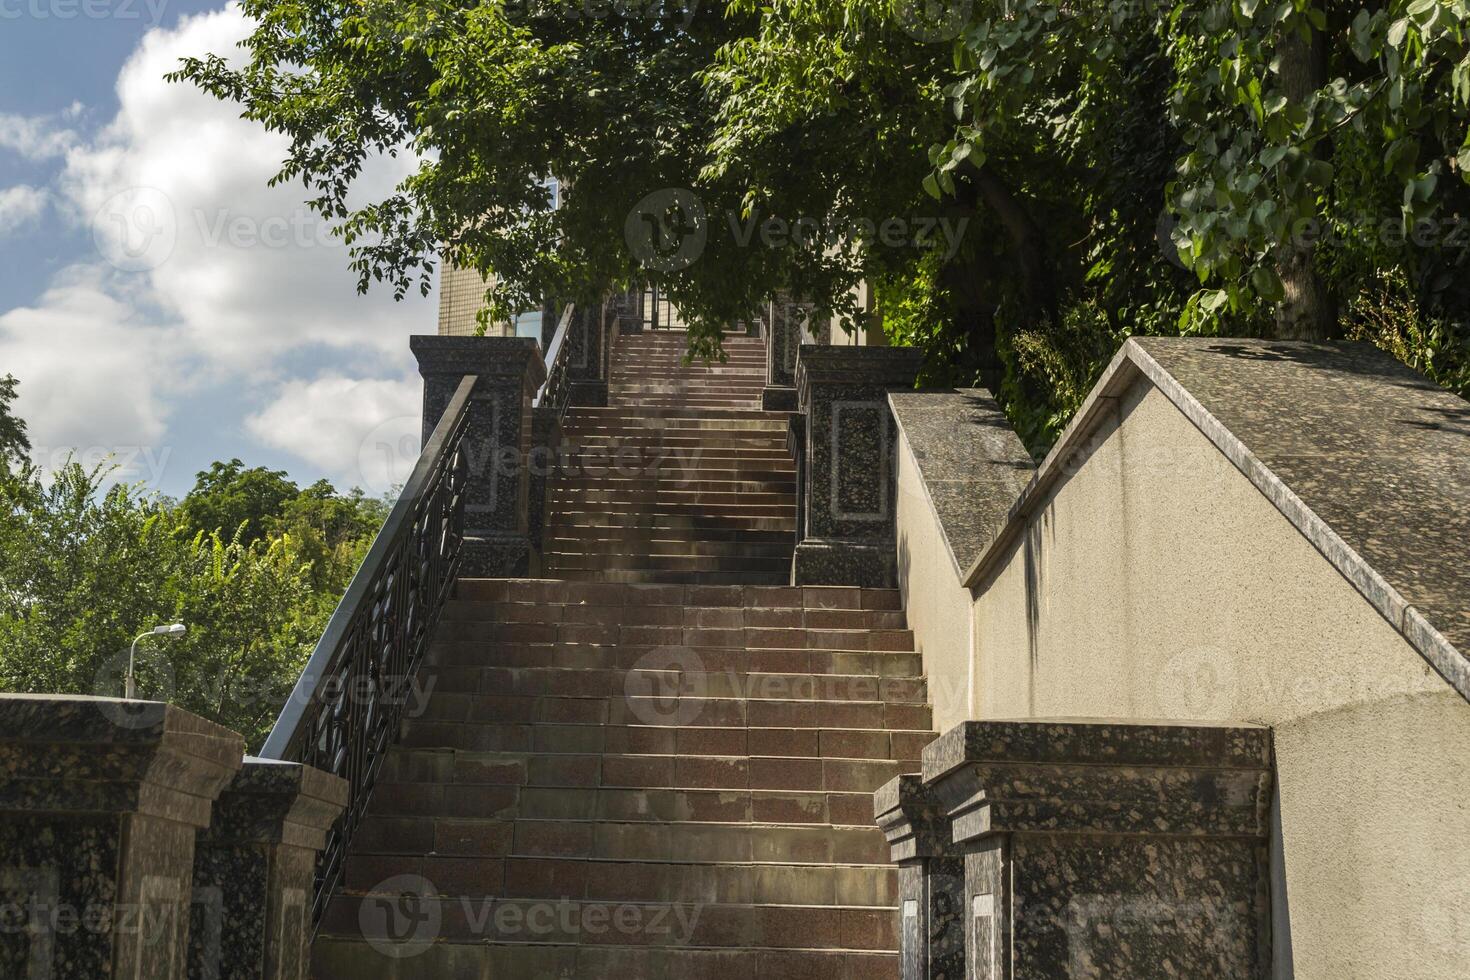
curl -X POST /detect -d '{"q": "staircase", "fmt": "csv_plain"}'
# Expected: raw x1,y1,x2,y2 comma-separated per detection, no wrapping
543,332,796,585
312,330,928,978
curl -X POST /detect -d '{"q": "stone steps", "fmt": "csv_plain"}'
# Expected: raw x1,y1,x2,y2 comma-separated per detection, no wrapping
388,720,932,756
342,854,897,905
352,812,891,864
310,326,919,976
429,641,923,677
314,938,895,980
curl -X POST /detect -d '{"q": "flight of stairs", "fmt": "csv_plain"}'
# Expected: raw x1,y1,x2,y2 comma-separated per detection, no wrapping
312,330,929,978
543,332,796,584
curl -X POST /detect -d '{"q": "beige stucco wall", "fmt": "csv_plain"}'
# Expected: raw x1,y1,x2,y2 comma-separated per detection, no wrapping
960,379,1470,979
894,428,977,732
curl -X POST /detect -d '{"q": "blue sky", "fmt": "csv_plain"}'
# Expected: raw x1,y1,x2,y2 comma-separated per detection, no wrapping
0,1,437,499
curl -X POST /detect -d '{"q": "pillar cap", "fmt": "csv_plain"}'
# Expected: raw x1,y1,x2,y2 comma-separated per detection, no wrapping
795,344,923,397
410,335,547,388
202,757,348,850
0,695,245,829
873,774,955,862
922,719,1274,844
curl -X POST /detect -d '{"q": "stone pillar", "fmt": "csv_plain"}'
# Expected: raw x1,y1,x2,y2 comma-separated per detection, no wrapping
0,695,244,980
763,296,818,411
875,775,966,980
792,344,923,587
189,758,347,980
615,287,645,335
411,336,547,577
922,719,1274,979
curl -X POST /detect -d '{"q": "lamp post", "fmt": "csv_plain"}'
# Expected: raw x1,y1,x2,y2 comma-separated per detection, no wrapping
125,623,186,700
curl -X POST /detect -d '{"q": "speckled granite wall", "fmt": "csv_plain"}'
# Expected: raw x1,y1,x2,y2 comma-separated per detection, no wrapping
190,759,347,980
412,336,547,576
0,696,244,980
882,719,1274,979
793,345,924,588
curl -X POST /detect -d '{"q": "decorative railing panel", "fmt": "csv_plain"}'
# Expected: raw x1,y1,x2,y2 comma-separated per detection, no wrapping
534,303,577,419
260,373,476,927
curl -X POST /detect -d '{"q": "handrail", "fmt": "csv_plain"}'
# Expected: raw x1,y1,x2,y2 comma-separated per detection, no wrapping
534,302,577,413
260,373,476,928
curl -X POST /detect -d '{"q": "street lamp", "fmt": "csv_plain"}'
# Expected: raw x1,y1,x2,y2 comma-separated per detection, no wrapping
126,623,186,700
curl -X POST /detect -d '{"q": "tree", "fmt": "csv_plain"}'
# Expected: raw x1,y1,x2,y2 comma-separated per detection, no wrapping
173,0,1470,448
0,375,29,472
178,459,300,545
0,457,385,748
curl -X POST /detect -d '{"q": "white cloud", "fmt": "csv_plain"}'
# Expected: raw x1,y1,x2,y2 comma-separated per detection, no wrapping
55,5,432,370
0,267,181,463
2,5,437,487
0,186,48,236
246,374,421,493
0,111,79,161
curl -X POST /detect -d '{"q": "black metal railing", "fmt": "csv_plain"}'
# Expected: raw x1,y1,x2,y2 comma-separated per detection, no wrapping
260,373,476,928
534,302,578,419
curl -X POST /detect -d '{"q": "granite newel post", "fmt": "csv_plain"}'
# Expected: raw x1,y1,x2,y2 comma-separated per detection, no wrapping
763,296,824,411
792,344,924,588
875,775,967,980
919,719,1275,979
411,336,547,577
189,759,347,980
0,695,245,980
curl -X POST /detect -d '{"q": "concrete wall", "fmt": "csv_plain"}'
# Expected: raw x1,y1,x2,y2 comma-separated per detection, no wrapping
952,379,1470,978
894,427,977,732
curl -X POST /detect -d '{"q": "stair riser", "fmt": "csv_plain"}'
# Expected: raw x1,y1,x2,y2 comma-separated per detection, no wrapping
340,856,897,907
391,723,933,759
451,581,903,611
313,941,898,980
430,642,922,676
432,621,916,653
351,815,891,864
395,690,932,732
409,667,927,704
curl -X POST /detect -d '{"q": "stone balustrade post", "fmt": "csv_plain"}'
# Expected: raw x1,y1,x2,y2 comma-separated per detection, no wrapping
763,296,825,410
411,336,547,576
0,695,245,980
875,775,968,980
188,758,347,980
792,344,924,587
919,719,1274,979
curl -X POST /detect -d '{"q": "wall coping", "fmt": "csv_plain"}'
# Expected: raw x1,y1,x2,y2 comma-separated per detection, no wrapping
888,388,1034,577
959,337,1470,706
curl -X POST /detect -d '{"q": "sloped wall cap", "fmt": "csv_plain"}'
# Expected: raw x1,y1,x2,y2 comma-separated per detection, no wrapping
888,388,1035,575
960,337,1470,706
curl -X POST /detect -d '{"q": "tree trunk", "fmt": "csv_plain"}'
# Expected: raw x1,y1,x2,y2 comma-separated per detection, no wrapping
1275,20,1335,340
968,164,1059,329
943,164,1057,392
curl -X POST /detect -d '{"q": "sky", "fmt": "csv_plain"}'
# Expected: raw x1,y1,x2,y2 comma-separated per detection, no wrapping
0,0,436,499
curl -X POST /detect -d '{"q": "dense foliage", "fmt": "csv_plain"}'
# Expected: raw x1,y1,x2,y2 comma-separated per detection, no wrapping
173,0,1470,449
0,390,386,748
